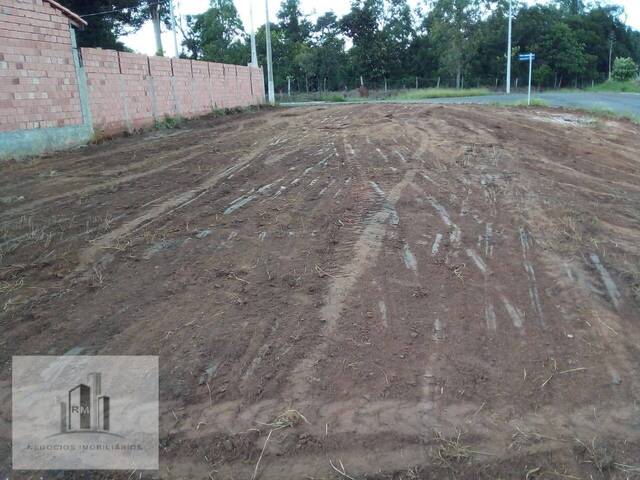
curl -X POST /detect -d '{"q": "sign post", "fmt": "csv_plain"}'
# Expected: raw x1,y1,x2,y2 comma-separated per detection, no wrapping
518,53,536,106
506,0,512,94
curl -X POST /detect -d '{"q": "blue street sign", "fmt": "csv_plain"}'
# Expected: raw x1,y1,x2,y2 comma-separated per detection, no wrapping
519,53,535,61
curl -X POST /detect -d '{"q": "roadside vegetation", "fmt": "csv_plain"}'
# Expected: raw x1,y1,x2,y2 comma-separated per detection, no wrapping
281,88,492,103
588,58,639,92
513,98,550,107
589,81,640,93
64,0,640,97
392,88,491,100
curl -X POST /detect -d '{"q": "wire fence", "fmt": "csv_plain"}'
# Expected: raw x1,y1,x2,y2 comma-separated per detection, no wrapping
272,71,612,98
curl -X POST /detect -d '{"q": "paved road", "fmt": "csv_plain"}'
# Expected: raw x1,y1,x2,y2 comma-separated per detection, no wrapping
282,92,640,117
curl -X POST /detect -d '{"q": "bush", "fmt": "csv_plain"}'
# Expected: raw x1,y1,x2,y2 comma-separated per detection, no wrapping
612,57,638,81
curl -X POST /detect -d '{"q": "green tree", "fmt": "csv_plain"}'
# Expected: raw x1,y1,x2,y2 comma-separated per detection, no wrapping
552,0,584,15
312,12,348,90
182,0,248,64
340,0,387,84
381,0,415,82
277,0,311,44
540,22,589,87
612,57,638,81
425,0,482,89
57,0,147,50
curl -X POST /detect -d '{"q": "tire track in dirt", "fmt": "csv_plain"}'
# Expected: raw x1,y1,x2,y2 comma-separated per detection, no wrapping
73,142,275,275
287,147,416,403
2,144,212,218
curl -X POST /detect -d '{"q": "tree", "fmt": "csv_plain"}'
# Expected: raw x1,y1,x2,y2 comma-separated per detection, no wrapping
540,22,589,87
381,0,415,82
176,0,640,92
144,0,170,56
181,0,248,64
312,12,348,90
274,0,312,92
612,57,638,81
277,0,311,44
553,0,584,15
340,0,387,83
57,0,146,50
425,0,482,89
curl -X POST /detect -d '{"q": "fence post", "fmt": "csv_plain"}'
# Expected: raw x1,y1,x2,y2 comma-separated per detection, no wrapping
147,57,158,123
69,26,93,133
170,59,181,118
116,52,132,133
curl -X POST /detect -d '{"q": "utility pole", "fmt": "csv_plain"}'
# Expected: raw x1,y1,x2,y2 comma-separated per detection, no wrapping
265,0,275,104
506,0,512,94
169,0,179,58
608,31,615,80
249,0,258,67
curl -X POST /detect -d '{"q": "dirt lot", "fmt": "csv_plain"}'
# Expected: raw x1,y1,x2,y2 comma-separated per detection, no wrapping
2,104,640,479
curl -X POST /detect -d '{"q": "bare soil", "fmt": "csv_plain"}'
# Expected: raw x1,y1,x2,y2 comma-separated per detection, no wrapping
2,104,640,479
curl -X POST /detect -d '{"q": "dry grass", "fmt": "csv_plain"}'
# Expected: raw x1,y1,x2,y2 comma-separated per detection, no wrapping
261,409,309,430
574,437,640,475
575,437,615,474
545,210,600,254
509,424,546,451
252,409,309,480
621,261,640,304
0,277,24,295
433,431,473,467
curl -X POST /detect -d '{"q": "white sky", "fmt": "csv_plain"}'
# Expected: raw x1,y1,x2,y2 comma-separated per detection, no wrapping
121,0,640,57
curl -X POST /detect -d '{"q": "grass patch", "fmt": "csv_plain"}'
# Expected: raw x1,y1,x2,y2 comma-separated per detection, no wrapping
432,431,474,467
154,115,181,130
320,93,347,102
282,92,349,103
588,80,640,93
393,87,491,100
488,100,640,125
512,98,550,107
574,106,640,124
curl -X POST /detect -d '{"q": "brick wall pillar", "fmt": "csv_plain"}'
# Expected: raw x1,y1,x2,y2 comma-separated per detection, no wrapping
69,26,92,131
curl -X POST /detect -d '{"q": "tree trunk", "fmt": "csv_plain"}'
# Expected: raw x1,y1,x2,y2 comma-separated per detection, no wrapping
150,5,163,56
456,62,462,89
305,75,309,93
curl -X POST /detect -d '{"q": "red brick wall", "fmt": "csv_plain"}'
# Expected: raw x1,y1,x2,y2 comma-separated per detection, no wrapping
82,48,265,135
0,0,265,138
0,0,83,132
